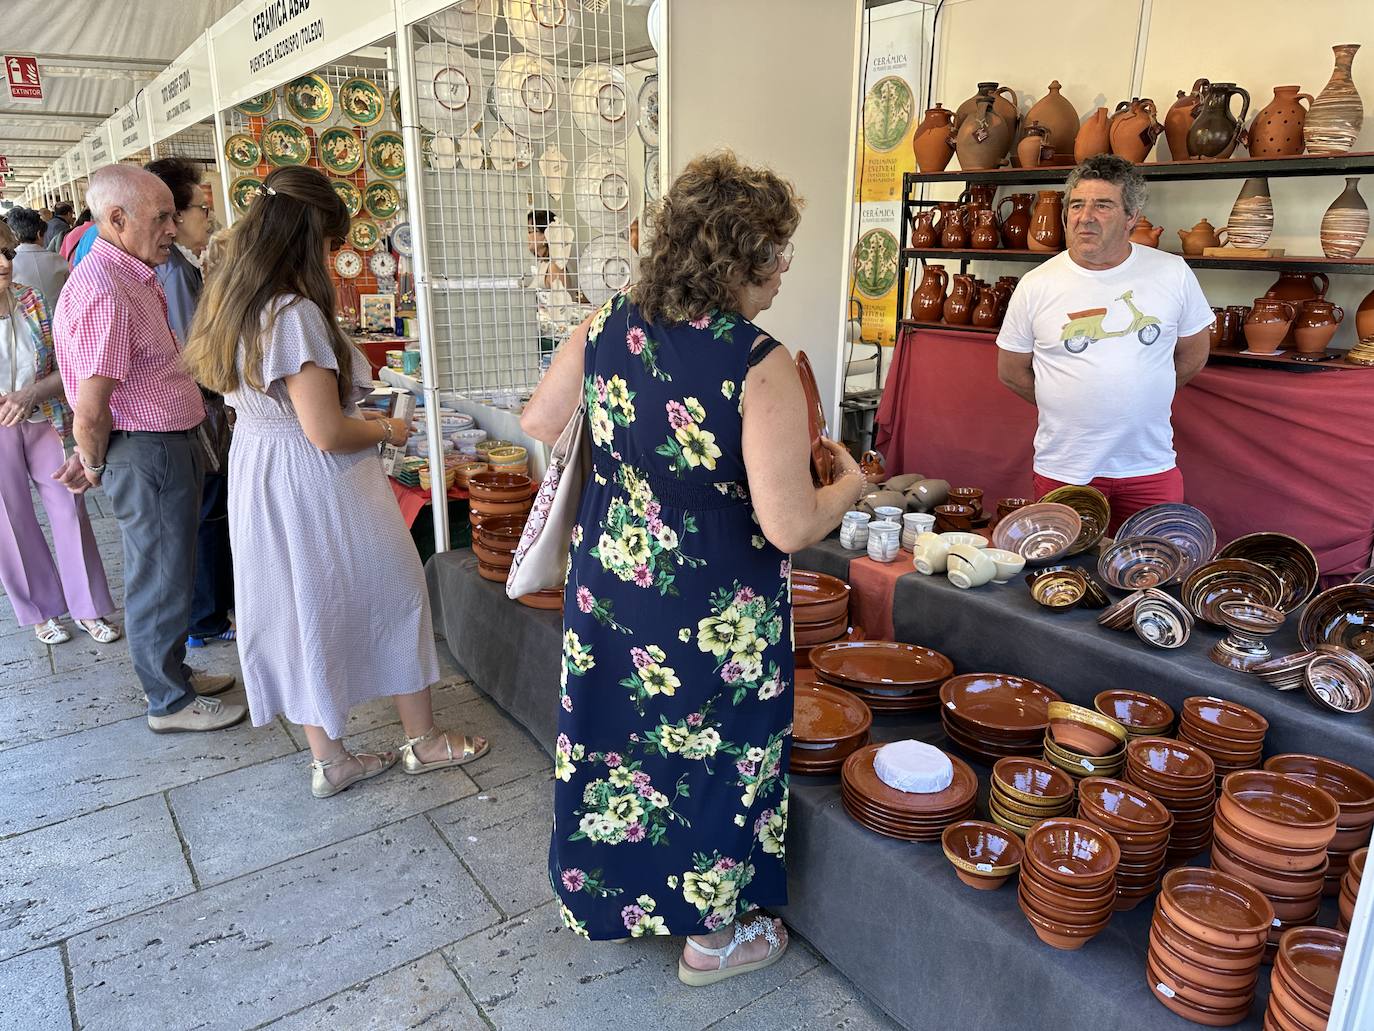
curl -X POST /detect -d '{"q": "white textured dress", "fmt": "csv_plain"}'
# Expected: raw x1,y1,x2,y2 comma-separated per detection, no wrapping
224,296,439,738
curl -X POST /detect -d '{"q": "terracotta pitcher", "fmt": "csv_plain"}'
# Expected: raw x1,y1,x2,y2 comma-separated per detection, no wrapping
1164,79,1208,160
913,103,957,172
1178,218,1226,255
910,209,938,248
1016,122,1054,168
1130,216,1164,247
955,96,1013,171
1357,287,1374,344
1109,98,1162,163
1075,107,1111,162
911,264,949,321
1207,307,1225,348
955,82,1019,159
931,201,960,241
1023,80,1079,161
970,208,1001,250
1247,86,1314,158
1266,271,1329,346
997,193,1034,249
995,277,1018,318
940,206,970,248
943,274,977,325
960,184,997,210
1293,299,1345,356
1243,298,1298,354
972,285,1001,328
1223,306,1250,348
1186,82,1250,159
1027,191,1064,252
1305,43,1364,154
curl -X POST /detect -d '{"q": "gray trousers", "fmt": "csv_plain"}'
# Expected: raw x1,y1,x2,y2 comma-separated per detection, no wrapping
101,430,204,716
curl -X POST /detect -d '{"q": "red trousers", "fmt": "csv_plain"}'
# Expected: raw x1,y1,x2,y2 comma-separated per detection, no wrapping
1033,467,1184,536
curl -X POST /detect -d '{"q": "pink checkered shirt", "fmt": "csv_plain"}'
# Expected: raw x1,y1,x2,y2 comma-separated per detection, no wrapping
54,236,204,432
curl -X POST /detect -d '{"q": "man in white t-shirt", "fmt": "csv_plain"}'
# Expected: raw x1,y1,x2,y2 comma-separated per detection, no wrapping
996,155,1213,532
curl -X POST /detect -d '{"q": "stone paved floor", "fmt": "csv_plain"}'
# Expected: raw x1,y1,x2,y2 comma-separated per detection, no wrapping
0,490,901,1031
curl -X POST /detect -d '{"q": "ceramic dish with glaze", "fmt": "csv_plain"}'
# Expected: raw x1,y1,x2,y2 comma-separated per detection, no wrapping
1098,535,1186,590
1180,558,1285,626
992,502,1082,565
570,63,635,145
330,179,362,217
1026,567,1088,611
794,350,832,486
363,181,401,220
318,127,364,176
494,53,567,140
411,44,489,132
791,570,851,624
229,176,264,218
431,0,498,44
1097,589,1147,630
1133,587,1195,649
942,820,1024,890
284,74,333,123
1115,502,1218,582
1094,690,1174,736
224,133,262,171
1216,532,1320,612
992,756,1076,806
235,90,275,117
1298,583,1374,662
1047,701,1127,757
1038,484,1110,556
261,120,311,166
793,679,872,745
939,673,1061,735
505,0,580,55
349,219,381,252
573,151,631,232
811,641,953,690
577,234,634,306
339,76,386,127
1304,645,1374,714
1251,650,1320,692
366,130,406,179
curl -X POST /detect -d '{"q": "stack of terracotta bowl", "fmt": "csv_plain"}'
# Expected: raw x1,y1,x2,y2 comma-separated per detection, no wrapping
941,819,1024,891
991,502,1081,566
1077,776,1174,909
1266,927,1347,1031
790,675,871,776
1264,754,1374,898
484,443,529,478
939,674,1062,762
452,459,489,489
1017,818,1121,951
1043,701,1127,783
472,513,525,585
1126,736,1218,861
1115,502,1218,584
1038,484,1110,556
1337,847,1365,931
989,757,1076,837
811,641,953,714
1094,689,1174,739
1147,867,1273,1026
840,743,976,841
1179,695,1269,784
468,471,533,533
791,570,852,648
1213,770,1340,956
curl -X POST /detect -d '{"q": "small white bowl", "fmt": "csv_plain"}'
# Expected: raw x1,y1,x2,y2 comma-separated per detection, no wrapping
940,531,987,550
984,548,1026,584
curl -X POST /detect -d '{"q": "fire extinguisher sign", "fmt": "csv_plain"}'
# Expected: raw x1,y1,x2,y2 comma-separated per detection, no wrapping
4,55,43,103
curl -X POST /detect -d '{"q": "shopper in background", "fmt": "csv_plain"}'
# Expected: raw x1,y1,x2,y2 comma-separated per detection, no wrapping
5,207,69,307
183,166,487,798
43,202,74,251
996,155,1212,533
0,219,119,646
52,163,243,734
523,151,865,981
60,209,94,265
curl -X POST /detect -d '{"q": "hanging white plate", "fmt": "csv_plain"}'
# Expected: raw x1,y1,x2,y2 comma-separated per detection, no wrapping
546,220,575,268
370,251,398,278
431,0,498,45
578,234,635,306
644,149,661,202
503,0,580,56
334,249,363,279
413,45,489,134
539,145,569,199
574,151,632,232
637,74,659,148
392,223,414,258
488,127,533,171
571,64,635,146
493,54,567,141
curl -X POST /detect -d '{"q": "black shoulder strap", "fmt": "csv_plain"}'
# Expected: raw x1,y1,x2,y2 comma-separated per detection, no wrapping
746,335,784,368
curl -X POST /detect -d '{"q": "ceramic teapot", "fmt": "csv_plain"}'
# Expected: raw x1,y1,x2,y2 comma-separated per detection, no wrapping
1130,216,1164,247
1164,79,1208,160
1177,218,1226,255
1186,82,1250,159
913,103,957,172
1109,98,1162,163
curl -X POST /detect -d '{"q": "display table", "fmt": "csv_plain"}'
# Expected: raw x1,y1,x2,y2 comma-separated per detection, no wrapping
388,479,467,529
874,328,1374,581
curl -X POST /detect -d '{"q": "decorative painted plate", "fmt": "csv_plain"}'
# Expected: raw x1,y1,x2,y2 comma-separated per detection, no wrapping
284,74,333,123
235,91,275,117
644,148,661,202
494,54,566,140
224,133,262,171
366,130,406,179
504,0,580,56
339,77,386,127
637,74,659,147
578,234,634,306
318,127,363,175
334,249,363,279
261,120,312,166
390,88,401,125
364,180,401,220
391,222,414,257
369,251,397,278
350,219,381,252
412,46,489,134
431,0,498,45
331,179,362,217
573,151,631,231
571,64,635,146
229,177,263,218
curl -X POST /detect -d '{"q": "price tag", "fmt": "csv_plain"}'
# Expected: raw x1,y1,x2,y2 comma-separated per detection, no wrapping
976,863,994,873
1273,918,1283,928
973,123,990,143
1156,983,1176,999
1082,760,1096,772
946,701,956,710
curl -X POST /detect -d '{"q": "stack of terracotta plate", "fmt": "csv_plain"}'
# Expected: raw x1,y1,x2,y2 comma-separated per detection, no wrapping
473,513,526,585
1077,776,1174,910
1212,770,1340,957
989,757,1076,837
1337,846,1365,931
1147,867,1272,1026
1017,818,1120,951
791,570,852,647
840,743,976,841
1094,689,1174,739
1043,702,1127,783
939,673,1061,762
1265,927,1347,1031
794,626,864,670
1251,650,1319,692
812,641,953,714
1178,695,1269,784
1264,753,1374,898
468,471,533,533
790,675,871,776
1126,736,1218,861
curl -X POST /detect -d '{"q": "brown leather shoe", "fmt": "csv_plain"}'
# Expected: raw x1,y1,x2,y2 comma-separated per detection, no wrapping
147,696,248,734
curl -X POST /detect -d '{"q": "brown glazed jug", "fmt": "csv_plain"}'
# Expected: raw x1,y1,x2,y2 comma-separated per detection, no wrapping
955,82,1019,156
1357,287,1374,344
1305,43,1364,154
995,277,1018,318
1293,299,1345,356
1110,99,1163,162
961,184,997,209
972,285,1001,328
1224,306,1251,347
1177,218,1226,255
997,193,1034,249
1075,107,1111,162
913,103,957,172
911,264,949,321
956,96,1013,171
1027,191,1064,252
1247,86,1314,157
931,201,961,241
1207,307,1225,348
1129,217,1164,247
940,206,970,248
910,209,938,248
1164,79,1208,160
1186,82,1251,159
1016,122,1053,168
1266,271,1329,346
943,274,977,325
970,209,1001,249
1243,298,1298,354
1022,80,1079,161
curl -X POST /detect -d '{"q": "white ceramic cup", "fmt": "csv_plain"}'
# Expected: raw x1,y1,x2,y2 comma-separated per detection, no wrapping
911,531,949,575
946,544,998,589
873,505,904,523
903,512,936,535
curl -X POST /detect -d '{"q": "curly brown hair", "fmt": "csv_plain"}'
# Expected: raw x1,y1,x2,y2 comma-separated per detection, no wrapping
634,150,803,325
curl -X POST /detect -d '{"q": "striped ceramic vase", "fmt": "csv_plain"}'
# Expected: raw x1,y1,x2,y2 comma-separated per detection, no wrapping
1305,44,1364,154
1226,178,1274,249
1321,178,1369,259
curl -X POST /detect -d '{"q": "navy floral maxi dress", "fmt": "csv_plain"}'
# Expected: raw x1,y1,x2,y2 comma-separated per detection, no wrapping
550,292,794,941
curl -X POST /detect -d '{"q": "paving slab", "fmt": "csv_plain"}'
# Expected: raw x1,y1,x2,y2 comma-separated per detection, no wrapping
48,636,133,673
0,649,52,680
279,676,481,752
434,694,551,791
67,816,501,1031
0,658,146,752
430,769,556,918
0,947,72,1031
707,960,903,1031
170,723,479,886
0,631,52,669
260,952,485,1031
443,901,820,1031
0,795,192,961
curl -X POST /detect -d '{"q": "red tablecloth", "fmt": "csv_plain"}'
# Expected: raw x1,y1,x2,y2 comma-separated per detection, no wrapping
389,479,468,528
874,328,1374,579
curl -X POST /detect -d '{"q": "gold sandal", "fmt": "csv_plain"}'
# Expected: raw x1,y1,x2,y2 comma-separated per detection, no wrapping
310,750,398,799
399,727,490,774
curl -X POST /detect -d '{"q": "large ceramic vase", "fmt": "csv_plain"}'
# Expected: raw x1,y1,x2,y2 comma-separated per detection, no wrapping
1022,80,1079,162
913,103,957,172
911,264,949,321
1265,270,1329,347
1109,98,1162,163
955,83,1019,160
1247,86,1314,157
1293,299,1345,357
956,97,1013,171
1306,44,1364,154
1164,79,1207,160
943,274,977,325
1186,82,1250,159
997,193,1034,249
1075,107,1111,162
1320,177,1369,259
1026,191,1064,252
1225,177,1274,249
1243,299,1298,354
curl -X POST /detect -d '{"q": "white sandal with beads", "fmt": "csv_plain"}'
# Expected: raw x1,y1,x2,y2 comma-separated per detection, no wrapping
678,914,789,986
76,618,122,644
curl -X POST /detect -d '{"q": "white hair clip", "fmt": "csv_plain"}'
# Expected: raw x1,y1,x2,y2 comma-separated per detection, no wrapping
257,185,277,197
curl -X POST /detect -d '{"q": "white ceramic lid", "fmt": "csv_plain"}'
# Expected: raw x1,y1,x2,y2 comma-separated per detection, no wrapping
873,740,954,794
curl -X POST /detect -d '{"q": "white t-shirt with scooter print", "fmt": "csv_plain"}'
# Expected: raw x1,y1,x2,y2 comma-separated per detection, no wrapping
997,244,1213,483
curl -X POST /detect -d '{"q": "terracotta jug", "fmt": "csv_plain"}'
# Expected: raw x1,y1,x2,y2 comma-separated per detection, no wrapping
970,208,1000,250
1243,298,1298,354
910,209,938,248
1016,122,1053,168
1021,80,1079,161
1109,98,1162,163
1247,86,1314,158
943,274,977,325
911,264,949,321
1177,218,1226,255
1293,299,1345,356
1207,307,1225,348
972,285,1000,328
1075,107,1111,162
960,184,997,209
1186,82,1250,159
955,82,1019,158
1164,79,1208,160
931,201,960,241
1266,270,1329,347
1357,287,1374,344
940,206,970,248
1224,306,1251,348
995,277,1018,317
955,96,1013,171
997,193,1034,249
1305,44,1364,154
913,103,957,172
1320,177,1369,259
1130,216,1164,247
1226,177,1274,249
1026,190,1064,252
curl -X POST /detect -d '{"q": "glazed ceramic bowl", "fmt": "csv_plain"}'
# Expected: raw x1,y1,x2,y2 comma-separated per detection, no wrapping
1097,535,1186,590
1219,770,1340,849
1277,926,1346,1013
984,548,1026,583
791,571,852,625
941,820,1023,890
1026,567,1088,611
1038,484,1110,556
1043,735,1125,779
933,503,976,533
1252,650,1320,692
467,470,533,503
1149,926,1261,994
1017,892,1113,950
1047,702,1128,757
939,531,987,550
1152,905,1266,973
1211,835,1329,898
1023,818,1121,887
1126,737,1216,785
1078,776,1172,832
1299,584,1374,663
1181,696,1269,743
1213,809,1332,872
1181,558,1285,626
991,503,1081,565
1115,503,1218,582
1216,532,1320,612
947,486,983,514
1263,754,1374,819
1093,690,1174,736
1133,589,1195,649
992,757,1076,806
1019,869,1116,915
1097,589,1147,631
1304,646,1374,714
1159,867,1275,950
939,674,1061,737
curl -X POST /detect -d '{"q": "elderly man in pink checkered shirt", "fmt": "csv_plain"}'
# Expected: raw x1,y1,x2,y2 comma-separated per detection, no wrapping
53,165,246,734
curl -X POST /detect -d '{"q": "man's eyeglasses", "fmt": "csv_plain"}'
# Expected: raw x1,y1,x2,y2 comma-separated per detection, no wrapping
0,247,16,261
174,203,212,224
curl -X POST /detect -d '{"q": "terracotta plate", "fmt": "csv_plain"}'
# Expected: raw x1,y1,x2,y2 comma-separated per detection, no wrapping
939,673,1062,734
791,570,850,608
794,681,872,744
811,641,953,688
842,743,976,815
794,350,833,485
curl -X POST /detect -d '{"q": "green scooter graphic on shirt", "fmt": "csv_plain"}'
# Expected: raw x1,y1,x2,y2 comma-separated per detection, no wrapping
1059,290,1162,354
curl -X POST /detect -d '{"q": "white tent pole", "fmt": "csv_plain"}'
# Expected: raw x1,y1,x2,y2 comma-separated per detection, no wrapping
205,34,233,226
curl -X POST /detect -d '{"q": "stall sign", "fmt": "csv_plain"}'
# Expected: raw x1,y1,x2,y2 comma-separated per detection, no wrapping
112,99,150,159
84,126,111,170
4,55,42,103
150,34,213,142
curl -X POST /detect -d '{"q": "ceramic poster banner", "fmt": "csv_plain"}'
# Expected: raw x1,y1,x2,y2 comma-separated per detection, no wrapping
150,33,213,143
849,202,902,348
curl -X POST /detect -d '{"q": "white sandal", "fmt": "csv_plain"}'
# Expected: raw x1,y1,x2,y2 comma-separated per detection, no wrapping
678,914,788,987
35,618,71,645
76,618,122,644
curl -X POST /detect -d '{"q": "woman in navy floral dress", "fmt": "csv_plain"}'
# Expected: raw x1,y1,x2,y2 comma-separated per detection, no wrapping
522,152,868,985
